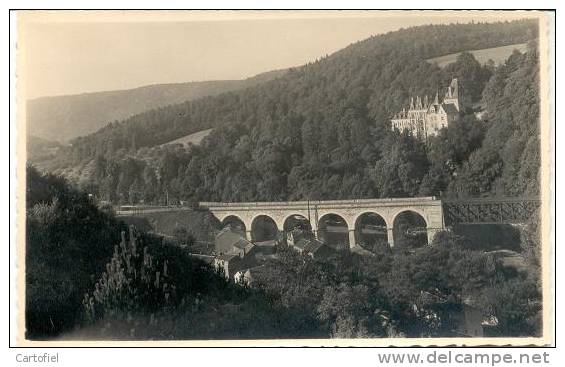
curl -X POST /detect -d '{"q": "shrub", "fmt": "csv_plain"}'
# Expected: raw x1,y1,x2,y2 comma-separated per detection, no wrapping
83,226,176,322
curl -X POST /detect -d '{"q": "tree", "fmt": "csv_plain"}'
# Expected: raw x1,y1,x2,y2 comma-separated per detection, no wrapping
317,283,386,338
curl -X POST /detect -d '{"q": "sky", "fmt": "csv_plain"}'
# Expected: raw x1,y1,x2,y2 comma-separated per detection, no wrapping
19,11,535,99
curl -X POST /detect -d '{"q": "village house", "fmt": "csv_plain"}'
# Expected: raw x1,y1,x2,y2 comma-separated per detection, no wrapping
215,225,255,256
290,237,334,260
391,78,461,140
213,226,258,279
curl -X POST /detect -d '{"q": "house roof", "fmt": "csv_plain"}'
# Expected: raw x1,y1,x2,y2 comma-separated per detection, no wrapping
233,238,255,252
294,238,328,255
216,226,247,248
303,239,325,253
216,225,244,240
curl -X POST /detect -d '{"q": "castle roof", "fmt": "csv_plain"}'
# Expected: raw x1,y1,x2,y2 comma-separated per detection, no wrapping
441,103,459,116
393,78,459,121
445,78,459,99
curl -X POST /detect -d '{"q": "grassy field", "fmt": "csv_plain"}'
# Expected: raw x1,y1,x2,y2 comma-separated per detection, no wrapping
427,42,528,68
159,128,213,147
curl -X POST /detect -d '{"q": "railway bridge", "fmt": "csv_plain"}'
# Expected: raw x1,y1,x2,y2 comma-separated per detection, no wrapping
117,197,539,248
201,197,445,248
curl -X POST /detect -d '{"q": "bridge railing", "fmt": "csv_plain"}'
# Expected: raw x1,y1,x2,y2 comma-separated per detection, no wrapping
200,196,439,208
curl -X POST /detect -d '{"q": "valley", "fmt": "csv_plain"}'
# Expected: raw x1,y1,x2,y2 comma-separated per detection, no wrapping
23,18,545,342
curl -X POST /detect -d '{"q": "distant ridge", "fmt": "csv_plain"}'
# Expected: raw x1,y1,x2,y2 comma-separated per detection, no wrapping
27,69,288,143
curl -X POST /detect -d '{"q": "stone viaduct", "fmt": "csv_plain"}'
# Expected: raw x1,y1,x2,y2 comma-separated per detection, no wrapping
200,197,445,248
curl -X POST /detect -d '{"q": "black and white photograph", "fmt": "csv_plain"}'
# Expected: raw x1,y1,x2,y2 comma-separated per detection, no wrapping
12,9,554,347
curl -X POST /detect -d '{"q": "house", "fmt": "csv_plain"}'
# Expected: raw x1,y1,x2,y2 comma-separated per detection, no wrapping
391,78,461,140
214,226,258,280
291,238,334,260
232,238,256,258
215,225,254,256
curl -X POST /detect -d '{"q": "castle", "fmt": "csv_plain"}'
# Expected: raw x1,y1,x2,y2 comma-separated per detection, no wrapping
391,78,460,140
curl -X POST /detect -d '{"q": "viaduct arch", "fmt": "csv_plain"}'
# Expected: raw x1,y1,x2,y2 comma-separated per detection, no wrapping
201,197,445,248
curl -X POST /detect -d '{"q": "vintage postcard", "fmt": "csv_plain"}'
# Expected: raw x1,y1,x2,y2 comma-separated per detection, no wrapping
13,10,555,346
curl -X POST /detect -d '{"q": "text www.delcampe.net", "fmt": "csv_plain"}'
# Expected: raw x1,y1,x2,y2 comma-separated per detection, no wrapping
376,351,550,365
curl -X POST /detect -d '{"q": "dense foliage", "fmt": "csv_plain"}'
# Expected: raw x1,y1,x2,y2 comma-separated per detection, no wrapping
45,20,539,204
448,47,541,197
251,231,541,338
73,228,541,339
26,166,124,337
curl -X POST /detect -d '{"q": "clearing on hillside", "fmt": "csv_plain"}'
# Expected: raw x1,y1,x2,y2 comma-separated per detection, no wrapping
160,128,213,147
427,42,529,68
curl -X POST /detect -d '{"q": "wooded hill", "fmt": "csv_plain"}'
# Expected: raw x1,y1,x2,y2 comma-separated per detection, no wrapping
27,69,287,143
42,20,540,203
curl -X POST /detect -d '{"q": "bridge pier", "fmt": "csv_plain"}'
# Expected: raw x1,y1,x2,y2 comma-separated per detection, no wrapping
387,228,395,248
348,230,356,248
427,229,438,245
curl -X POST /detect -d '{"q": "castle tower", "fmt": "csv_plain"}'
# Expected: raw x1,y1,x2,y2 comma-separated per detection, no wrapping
443,78,459,111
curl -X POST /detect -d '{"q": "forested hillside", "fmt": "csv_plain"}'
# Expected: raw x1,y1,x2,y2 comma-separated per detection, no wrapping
44,20,539,204
27,69,287,143
447,47,541,197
